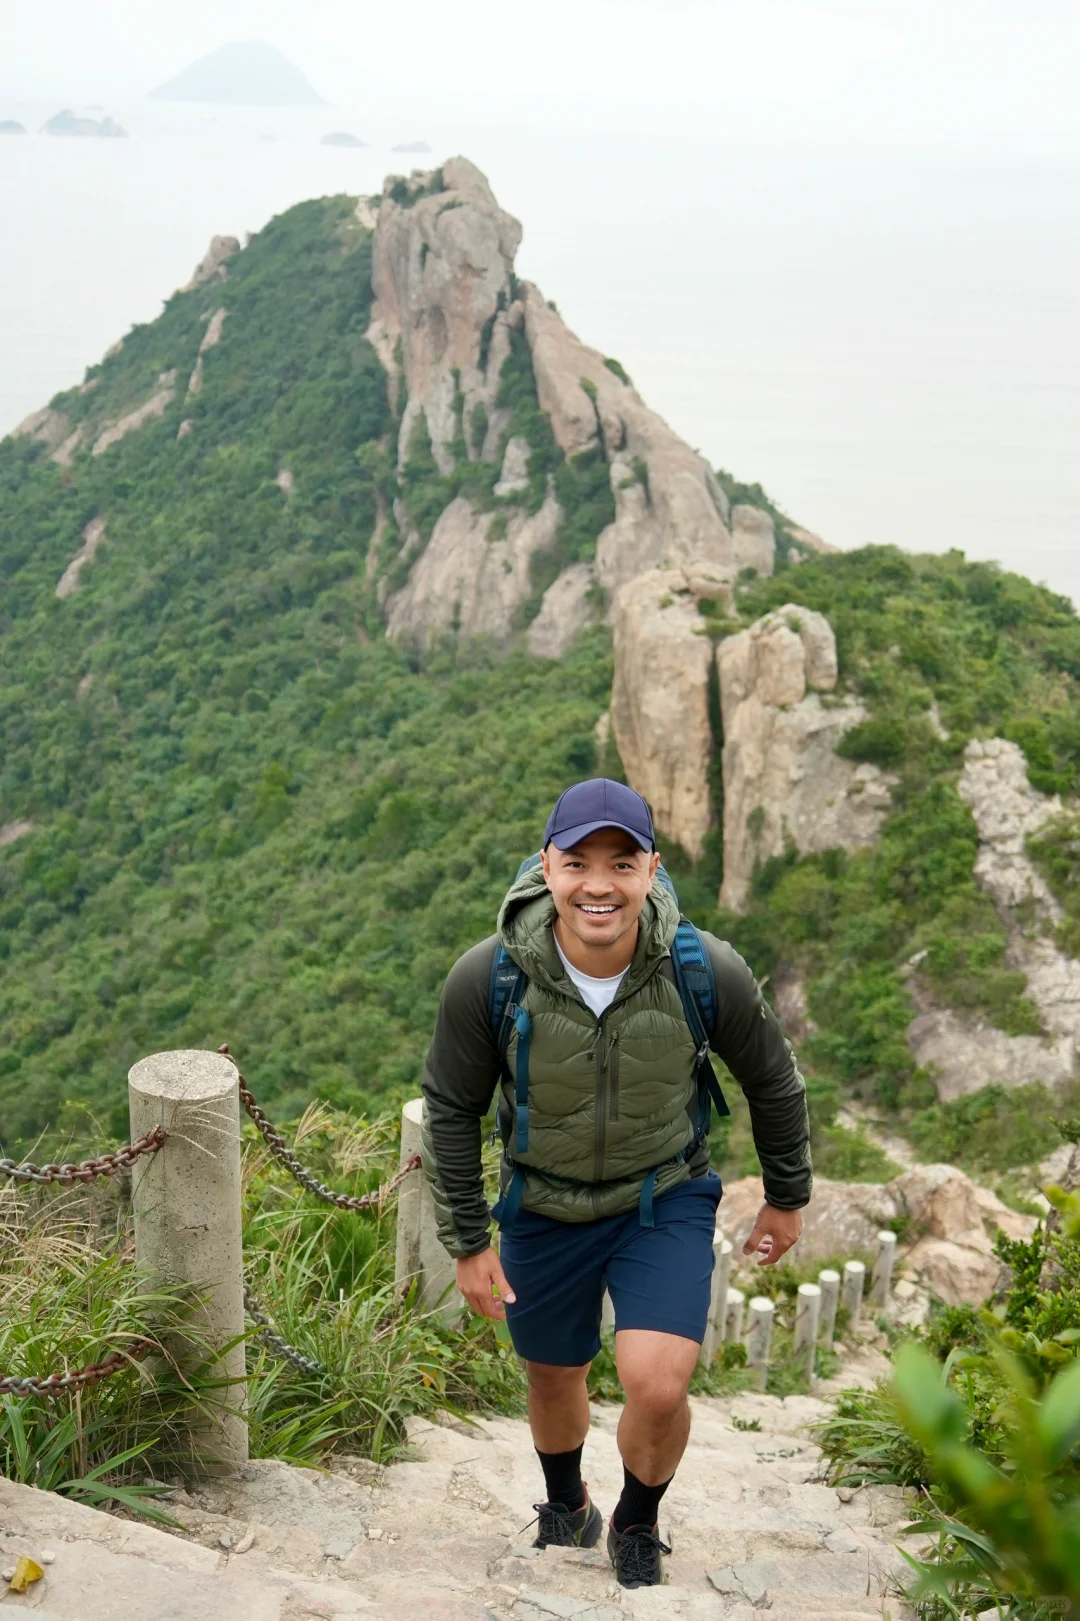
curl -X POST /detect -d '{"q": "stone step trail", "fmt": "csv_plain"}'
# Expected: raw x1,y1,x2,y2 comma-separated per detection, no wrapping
0,1384,923,1620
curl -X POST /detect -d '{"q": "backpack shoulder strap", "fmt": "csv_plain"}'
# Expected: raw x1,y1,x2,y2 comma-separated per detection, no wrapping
670,919,730,1121
488,943,528,1056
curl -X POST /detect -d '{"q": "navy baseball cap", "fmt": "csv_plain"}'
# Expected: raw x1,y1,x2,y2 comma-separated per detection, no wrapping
544,778,655,853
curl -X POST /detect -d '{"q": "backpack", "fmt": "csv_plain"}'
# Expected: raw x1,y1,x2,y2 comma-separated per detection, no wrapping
487,853,730,1230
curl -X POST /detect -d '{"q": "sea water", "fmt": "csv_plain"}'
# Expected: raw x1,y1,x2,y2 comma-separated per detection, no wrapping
1,101,1077,601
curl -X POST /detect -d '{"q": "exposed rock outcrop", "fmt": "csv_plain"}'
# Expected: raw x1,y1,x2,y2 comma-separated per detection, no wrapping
907,737,1080,1101
10,406,84,464
55,516,107,598
92,372,177,456
385,493,561,650
719,1161,1033,1308
717,605,894,911
181,235,240,293
370,158,522,476
526,563,597,660
612,570,716,861
185,308,227,398
0,820,34,847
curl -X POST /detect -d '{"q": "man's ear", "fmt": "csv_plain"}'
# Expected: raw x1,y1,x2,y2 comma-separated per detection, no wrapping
540,845,553,889
648,850,661,882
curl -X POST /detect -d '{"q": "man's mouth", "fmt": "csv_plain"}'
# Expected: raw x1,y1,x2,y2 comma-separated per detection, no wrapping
576,903,619,916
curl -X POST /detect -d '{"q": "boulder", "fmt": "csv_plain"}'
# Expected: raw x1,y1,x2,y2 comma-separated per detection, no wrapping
385,493,561,651
730,505,776,575
611,570,715,861
902,1238,1006,1308
717,606,892,911
907,1008,1074,1102
717,1175,900,1265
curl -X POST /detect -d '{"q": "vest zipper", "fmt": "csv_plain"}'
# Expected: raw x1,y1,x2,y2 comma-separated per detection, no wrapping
594,1010,607,1186
608,1030,620,1122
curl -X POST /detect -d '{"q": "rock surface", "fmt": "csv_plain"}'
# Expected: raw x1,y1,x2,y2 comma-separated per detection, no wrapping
186,308,228,398
527,563,598,660
908,737,1080,1101
55,516,107,598
181,235,240,293
92,372,177,456
386,493,562,650
0,1387,918,1619
717,606,894,911
611,571,715,860
0,819,34,847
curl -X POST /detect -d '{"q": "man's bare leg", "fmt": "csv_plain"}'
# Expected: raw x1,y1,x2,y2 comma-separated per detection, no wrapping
525,1359,592,1453
614,1329,699,1485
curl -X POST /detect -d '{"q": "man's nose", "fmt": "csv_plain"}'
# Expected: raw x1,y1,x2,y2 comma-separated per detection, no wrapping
580,874,614,895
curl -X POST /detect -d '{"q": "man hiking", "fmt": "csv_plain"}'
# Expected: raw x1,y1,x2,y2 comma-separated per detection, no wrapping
420,778,812,1589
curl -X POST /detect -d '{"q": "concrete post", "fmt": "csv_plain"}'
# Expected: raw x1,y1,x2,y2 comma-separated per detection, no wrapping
818,1268,841,1346
794,1282,821,1387
723,1286,746,1343
128,1049,247,1478
601,1290,615,1332
870,1231,897,1310
394,1099,462,1318
842,1259,866,1327
698,1234,733,1367
745,1296,774,1390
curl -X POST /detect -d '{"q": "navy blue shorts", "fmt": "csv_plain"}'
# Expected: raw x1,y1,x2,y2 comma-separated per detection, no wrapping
497,1172,723,1366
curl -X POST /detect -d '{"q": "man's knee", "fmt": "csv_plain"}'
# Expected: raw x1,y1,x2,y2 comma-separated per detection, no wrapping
616,1331,697,1416
525,1360,590,1398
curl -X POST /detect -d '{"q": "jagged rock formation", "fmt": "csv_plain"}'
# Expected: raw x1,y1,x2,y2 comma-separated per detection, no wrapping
369,159,772,660
611,569,722,861
717,606,894,911
181,235,240,293
55,516,106,598
908,737,1080,1102
0,1392,919,1619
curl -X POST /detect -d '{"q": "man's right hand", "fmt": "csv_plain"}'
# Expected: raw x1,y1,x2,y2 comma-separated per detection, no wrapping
456,1248,516,1320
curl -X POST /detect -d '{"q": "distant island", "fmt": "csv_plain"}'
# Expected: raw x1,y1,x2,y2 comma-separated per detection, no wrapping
42,110,126,138
0,119,27,135
148,41,325,106
392,140,431,154
321,131,367,148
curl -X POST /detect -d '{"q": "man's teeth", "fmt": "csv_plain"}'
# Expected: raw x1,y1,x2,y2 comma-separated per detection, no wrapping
580,904,617,913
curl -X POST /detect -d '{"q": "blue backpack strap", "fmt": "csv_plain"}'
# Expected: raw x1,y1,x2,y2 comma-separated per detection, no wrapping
488,942,532,1230
670,918,730,1124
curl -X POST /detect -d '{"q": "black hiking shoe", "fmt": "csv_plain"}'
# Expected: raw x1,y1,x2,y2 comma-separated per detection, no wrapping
528,1490,604,1550
606,1521,671,1587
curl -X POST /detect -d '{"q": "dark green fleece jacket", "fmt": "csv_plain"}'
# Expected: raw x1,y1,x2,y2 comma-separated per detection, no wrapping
421,866,812,1257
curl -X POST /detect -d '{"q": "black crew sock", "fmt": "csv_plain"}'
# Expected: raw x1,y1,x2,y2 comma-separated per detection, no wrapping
536,1443,586,1512
612,1465,672,1533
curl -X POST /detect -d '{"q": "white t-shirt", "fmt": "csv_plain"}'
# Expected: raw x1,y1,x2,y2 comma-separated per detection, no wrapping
554,935,626,1018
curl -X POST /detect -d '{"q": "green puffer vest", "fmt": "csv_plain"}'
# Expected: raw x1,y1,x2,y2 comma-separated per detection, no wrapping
494,865,707,1223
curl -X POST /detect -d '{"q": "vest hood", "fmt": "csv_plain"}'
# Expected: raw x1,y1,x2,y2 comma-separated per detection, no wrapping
496,860,681,997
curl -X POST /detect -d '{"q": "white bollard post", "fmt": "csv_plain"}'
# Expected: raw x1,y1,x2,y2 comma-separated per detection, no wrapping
745,1296,775,1391
128,1049,247,1478
794,1282,821,1386
870,1231,897,1310
842,1259,866,1327
818,1269,841,1346
601,1290,615,1333
394,1099,462,1318
724,1286,746,1343
698,1234,733,1366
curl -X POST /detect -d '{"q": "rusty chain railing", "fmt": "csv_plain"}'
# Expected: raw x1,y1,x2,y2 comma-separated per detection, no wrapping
1,1050,419,1396
0,1125,166,1187
218,1044,421,1209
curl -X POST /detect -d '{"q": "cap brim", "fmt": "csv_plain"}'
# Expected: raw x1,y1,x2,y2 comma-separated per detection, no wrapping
548,819,653,853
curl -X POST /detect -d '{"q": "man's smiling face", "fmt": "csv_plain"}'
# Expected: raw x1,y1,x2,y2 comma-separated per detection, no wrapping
541,826,660,955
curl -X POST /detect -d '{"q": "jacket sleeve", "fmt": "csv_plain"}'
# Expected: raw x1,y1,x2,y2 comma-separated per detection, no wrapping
419,937,503,1259
702,934,813,1210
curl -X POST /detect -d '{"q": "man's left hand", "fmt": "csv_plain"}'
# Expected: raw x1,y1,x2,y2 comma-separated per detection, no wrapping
743,1202,803,1266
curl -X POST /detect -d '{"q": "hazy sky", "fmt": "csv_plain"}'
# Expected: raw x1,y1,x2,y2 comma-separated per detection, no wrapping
3,0,1080,150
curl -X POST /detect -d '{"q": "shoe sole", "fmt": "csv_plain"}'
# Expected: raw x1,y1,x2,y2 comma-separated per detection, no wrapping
578,1499,603,1549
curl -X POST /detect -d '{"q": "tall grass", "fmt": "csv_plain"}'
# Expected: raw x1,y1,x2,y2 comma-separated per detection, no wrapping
0,1102,526,1517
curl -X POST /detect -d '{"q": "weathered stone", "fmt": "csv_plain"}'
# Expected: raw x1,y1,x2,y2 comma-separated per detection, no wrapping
731,506,776,576
494,435,531,496
907,1009,1074,1102
56,516,107,598
611,570,714,861
902,1238,1006,1307
0,819,34,847
186,307,227,398
180,234,240,293
92,372,177,456
717,606,893,911
386,493,561,651
717,1175,900,1265
526,563,597,660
